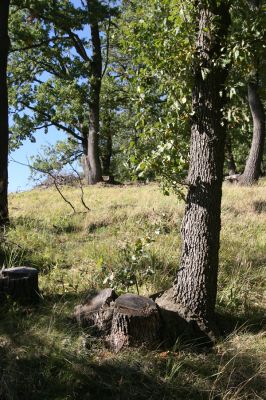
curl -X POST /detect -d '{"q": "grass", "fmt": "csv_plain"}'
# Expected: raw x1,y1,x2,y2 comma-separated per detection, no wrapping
0,180,265,400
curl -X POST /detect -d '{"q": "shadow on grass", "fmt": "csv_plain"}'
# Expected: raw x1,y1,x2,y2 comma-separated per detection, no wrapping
0,288,265,400
253,200,266,214
0,320,265,400
216,308,266,337
11,215,83,235
0,301,202,400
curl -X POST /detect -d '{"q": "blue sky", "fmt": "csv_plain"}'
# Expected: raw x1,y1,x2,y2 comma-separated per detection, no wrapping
9,0,82,193
9,128,66,193
8,0,116,192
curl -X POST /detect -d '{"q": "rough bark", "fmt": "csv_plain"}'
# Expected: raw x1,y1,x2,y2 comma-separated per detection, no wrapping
157,1,230,337
85,0,103,185
0,0,10,226
0,267,39,303
108,293,161,352
239,81,265,185
73,288,117,335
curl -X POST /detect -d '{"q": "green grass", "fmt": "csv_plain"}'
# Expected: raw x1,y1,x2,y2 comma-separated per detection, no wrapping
0,181,265,400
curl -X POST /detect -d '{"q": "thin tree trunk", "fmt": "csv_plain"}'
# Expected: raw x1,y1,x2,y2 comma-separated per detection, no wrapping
0,0,10,226
102,130,113,176
174,1,230,329
157,1,230,336
85,0,103,185
81,132,90,183
225,136,237,176
239,81,265,185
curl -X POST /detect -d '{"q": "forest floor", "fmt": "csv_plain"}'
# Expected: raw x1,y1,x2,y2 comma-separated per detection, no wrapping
0,181,265,400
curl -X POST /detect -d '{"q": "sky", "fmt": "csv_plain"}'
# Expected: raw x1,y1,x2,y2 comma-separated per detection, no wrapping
9,0,82,193
8,0,116,192
9,128,66,193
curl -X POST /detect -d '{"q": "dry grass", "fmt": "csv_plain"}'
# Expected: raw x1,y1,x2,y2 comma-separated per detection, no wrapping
0,180,265,400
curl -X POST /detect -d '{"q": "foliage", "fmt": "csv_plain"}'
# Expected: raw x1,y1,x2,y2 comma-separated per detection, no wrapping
8,0,121,177
224,0,266,170
114,0,266,183
115,0,193,192
100,235,156,294
8,0,266,184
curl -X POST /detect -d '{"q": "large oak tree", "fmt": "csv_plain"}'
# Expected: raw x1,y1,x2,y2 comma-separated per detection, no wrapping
157,0,231,336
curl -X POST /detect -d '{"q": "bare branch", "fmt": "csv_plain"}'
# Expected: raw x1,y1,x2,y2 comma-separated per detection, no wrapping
69,163,90,212
10,158,77,214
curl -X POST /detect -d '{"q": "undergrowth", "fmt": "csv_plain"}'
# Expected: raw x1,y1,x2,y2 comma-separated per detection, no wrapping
0,181,265,399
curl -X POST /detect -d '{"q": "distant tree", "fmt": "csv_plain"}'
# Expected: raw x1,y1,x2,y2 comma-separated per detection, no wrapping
9,0,119,184
0,0,10,226
240,80,265,184
238,0,266,184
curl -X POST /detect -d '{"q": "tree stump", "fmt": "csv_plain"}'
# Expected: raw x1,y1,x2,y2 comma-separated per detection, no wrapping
73,288,117,335
0,267,39,303
108,293,161,352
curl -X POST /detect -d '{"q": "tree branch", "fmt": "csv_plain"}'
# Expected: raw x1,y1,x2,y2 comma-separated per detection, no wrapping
69,163,90,211
101,16,111,78
10,36,71,53
10,158,77,214
20,101,83,142
65,29,91,63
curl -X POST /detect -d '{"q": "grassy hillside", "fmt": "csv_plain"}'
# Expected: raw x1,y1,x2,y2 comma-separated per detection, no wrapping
0,181,265,400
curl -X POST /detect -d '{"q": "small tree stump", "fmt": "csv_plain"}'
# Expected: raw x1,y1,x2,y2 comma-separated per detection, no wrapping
0,267,39,303
108,293,161,352
73,288,117,335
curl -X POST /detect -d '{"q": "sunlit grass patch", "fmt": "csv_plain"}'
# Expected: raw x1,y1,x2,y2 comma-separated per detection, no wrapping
1,180,265,399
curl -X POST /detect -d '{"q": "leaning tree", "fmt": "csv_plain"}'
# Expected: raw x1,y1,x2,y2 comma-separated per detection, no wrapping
239,0,266,185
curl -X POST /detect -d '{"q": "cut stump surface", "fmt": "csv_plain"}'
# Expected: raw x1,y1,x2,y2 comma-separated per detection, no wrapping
108,293,161,352
0,267,39,303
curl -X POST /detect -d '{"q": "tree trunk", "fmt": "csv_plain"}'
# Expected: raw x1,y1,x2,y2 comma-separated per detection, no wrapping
225,136,237,176
157,1,230,337
102,129,113,177
86,0,103,185
239,81,265,185
0,0,10,226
